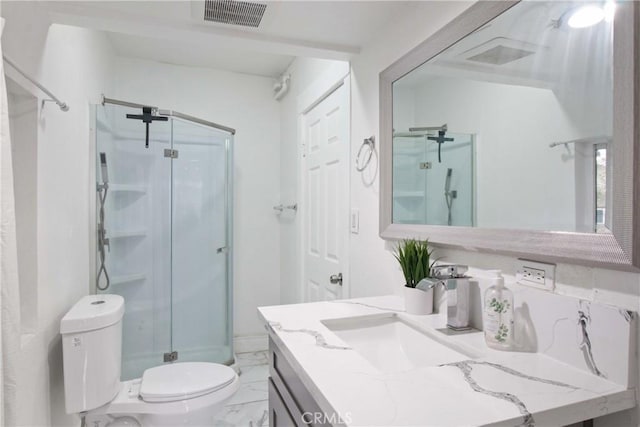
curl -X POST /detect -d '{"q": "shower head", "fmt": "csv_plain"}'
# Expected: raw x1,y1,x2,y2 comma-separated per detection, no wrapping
99,152,109,185
445,168,453,193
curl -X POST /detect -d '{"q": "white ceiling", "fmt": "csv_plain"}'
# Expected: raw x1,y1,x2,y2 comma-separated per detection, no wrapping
45,1,418,77
107,31,296,77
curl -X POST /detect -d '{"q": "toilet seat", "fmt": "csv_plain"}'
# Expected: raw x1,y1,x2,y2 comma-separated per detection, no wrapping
86,362,239,419
140,362,237,403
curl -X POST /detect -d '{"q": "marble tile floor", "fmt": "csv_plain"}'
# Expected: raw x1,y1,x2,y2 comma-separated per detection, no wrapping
213,351,270,427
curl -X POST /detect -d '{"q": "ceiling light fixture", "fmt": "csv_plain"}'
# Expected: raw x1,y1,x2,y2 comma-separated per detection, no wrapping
567,5,606,28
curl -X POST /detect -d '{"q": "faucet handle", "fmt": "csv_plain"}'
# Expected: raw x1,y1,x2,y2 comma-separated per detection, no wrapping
431,264,468,278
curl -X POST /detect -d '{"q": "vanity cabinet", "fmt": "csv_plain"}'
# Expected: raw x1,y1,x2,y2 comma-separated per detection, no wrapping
268,378,297,427
268,337,333,427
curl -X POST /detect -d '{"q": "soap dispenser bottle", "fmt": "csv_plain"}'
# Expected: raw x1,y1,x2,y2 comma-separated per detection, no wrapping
483,270,514,350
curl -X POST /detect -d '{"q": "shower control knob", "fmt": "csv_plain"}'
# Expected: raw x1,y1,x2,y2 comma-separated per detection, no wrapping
329,273,343,286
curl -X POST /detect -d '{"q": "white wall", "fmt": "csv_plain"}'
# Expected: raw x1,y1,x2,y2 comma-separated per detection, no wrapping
7,83,38,337
1,2,115,424
348,1,476,299
111,57,282,341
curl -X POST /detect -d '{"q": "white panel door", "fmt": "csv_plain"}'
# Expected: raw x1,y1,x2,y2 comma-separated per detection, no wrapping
303,81,349,302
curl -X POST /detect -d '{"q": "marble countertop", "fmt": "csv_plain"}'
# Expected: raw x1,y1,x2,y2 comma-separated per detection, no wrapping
258,296,637,427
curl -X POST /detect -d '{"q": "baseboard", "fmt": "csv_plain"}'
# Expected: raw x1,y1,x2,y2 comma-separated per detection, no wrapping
234,334,268,353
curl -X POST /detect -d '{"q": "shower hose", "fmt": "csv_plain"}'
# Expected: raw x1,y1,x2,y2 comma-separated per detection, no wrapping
96,185,110,291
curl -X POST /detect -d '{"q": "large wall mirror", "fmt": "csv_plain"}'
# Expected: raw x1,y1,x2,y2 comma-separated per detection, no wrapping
380,1,639,270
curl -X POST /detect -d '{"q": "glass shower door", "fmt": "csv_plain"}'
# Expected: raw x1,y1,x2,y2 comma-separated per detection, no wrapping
170,118,233,365
96,103,173,380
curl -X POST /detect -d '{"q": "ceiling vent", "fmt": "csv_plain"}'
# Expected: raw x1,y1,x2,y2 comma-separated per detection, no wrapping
203,0,267,28
466,45,535,66
457,37,541,66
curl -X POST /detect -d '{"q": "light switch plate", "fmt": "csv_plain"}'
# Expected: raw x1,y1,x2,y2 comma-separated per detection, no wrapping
516,258,555,291
350,209,359,234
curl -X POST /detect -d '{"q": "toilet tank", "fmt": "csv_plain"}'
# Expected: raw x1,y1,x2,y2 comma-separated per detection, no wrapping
60,294,124,414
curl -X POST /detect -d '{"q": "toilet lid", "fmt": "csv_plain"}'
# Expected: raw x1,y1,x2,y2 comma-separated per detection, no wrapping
140,362,237,403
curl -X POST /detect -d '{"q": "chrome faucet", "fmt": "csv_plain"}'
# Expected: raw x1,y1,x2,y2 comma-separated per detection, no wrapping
431,265,471,331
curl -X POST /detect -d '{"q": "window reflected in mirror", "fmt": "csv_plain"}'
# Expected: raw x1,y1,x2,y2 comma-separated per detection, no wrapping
595,145,608,234
392,1,614,233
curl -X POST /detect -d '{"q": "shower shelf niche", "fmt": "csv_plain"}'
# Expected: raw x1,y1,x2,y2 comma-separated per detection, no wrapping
394,191,424,199
110,273,146,286
109,184,148,194
109,230,147,239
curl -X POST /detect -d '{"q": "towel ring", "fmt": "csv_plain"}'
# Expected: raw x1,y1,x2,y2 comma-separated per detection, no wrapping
356,136,375,172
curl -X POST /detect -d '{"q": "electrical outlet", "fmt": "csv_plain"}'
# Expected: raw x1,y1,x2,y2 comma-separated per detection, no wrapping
521,266,545,285
516,259,555,291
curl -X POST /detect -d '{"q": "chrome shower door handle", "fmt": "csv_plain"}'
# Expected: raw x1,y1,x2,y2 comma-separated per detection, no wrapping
329,273,343,286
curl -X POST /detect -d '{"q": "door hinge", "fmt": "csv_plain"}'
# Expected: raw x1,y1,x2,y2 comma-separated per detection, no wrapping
164,149,179,159
164,351,178,362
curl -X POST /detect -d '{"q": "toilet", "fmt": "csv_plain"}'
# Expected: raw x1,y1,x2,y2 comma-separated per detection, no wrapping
60,294,239,427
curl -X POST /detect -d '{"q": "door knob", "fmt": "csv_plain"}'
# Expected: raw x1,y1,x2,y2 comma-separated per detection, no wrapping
329,273,343,286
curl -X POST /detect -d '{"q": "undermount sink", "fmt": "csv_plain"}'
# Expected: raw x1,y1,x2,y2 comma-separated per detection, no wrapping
321,313,477,373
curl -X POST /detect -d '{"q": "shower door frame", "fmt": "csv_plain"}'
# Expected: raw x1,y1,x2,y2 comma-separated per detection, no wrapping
101,96,236,135
89,96,236,368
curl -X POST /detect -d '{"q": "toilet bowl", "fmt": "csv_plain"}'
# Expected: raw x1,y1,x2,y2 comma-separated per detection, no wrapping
61,295,238,426
85,363,239,427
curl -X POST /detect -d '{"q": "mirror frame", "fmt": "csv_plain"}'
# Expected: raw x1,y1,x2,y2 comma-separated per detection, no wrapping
379,1,640,271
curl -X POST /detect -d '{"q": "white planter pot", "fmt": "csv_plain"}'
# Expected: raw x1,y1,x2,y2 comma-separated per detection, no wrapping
404,285,434,315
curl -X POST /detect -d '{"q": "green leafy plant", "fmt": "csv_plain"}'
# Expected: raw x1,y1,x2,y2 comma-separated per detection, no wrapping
393,239,436,288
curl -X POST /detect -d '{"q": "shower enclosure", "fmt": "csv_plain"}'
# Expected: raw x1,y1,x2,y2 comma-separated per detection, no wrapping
93,97,234,380
393,132,475,225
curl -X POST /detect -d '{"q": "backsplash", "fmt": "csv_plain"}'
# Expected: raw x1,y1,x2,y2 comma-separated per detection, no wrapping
434,268,637,388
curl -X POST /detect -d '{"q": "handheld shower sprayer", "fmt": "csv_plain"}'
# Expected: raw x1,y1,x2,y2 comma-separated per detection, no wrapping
444,168,456,226
100,152,109,187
